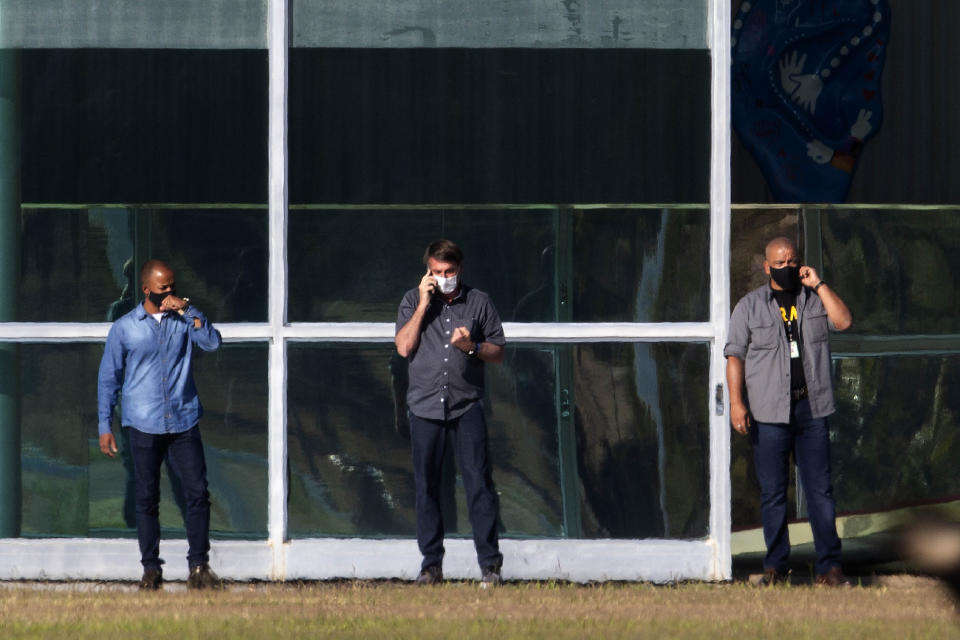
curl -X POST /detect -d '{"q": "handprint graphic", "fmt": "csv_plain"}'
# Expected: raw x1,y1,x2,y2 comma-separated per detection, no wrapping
732,0,890,202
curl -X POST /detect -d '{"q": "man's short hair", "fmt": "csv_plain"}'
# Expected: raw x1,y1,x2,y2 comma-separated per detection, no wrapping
423,239,463,266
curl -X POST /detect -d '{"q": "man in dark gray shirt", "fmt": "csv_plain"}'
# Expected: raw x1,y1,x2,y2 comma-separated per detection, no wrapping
395,239,506,587
725,236,853,587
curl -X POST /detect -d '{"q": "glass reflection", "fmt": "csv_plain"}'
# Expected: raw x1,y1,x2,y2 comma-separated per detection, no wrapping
289,208,708,323
573,342,710,539
287,341,709,540
18,207,267,323
18,343,266,538
731,354,960,530
286,343,562,538
823,210,960,334
832,355,960,512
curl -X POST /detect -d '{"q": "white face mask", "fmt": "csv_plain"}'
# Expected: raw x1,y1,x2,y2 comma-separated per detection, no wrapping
434,274,458,295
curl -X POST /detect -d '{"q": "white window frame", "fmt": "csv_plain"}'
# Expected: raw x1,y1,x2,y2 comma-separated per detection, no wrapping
0,0,733,582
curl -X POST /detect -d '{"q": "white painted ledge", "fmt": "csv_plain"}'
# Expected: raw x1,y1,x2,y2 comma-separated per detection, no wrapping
0,537,721,583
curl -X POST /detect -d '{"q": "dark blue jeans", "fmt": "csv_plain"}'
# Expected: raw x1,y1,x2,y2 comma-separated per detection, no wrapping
751,397,842,575
410,403,503,571
128,425,211,571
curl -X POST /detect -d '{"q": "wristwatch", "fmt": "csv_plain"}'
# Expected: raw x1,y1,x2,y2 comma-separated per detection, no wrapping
813,282,826,293
177,297,192,316
467,343,478,357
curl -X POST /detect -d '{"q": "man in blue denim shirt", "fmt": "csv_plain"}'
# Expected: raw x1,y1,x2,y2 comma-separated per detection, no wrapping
725,237,853,587
98,260,222,590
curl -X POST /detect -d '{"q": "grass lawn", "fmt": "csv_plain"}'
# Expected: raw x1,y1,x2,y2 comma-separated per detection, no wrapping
0,577,957,639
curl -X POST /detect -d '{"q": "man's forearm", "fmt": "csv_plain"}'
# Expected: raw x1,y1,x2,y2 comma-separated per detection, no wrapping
475,342,504,364
816,284,853,331
395,306,427,357
726,356,746,407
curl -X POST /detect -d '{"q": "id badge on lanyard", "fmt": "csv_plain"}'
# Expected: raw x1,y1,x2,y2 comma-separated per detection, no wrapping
790,339,800,359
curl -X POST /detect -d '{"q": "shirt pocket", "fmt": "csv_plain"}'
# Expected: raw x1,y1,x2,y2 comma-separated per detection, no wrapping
804,311,830,343
748,320,779,350
452,314,479,338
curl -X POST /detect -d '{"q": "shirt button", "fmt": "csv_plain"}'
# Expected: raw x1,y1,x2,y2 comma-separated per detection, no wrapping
446,318,450,322
445,331,450,335
440,398,445,403
443,372,447,375
444,344,449,349
444,358,448,362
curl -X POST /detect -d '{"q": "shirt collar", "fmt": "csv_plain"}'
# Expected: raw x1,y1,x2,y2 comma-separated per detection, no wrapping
438,284,470,305
134,302,170,320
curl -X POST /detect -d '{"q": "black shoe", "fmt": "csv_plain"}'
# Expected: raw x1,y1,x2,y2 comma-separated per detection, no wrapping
480,565,503,589
187,563,223,590
139,568,163,591
758,568,790,586
415,565,443,585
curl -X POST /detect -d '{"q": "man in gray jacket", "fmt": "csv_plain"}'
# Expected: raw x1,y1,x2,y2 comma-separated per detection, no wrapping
725,237,853,587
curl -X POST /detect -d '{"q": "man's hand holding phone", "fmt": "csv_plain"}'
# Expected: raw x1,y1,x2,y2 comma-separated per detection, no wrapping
418,268,437,308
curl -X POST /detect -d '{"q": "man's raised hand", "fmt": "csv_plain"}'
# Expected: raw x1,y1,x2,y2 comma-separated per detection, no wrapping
418,268,437,308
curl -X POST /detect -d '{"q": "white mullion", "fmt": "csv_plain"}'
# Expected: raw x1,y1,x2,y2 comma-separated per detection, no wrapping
266,0,289,581
708,0,732,581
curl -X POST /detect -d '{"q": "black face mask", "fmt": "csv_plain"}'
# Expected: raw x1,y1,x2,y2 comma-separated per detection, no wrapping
147,290,174,307
769,265,801,292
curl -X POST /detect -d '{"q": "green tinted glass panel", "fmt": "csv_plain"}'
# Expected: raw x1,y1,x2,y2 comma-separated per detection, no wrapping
571,209,709,322
17,343,266,538
832,355,960,512
287,341,709,540
573,342,710,539
17,207,267,323
289,208,708,323
822,210,960,334
286,343,562,538
731,354,960,529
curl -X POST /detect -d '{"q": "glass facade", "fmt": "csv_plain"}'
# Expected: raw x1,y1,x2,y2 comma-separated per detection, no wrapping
287,341,709,540
290,207,709,323
3,0,719,566
2,0,956,581
21,343,267,538
728,0,960,534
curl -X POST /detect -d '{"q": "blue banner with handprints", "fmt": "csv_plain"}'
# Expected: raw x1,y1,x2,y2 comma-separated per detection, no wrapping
732,0,890,203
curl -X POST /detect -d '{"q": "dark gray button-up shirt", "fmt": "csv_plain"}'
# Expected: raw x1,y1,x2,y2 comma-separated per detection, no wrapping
396,285,505,421
724,285,836,423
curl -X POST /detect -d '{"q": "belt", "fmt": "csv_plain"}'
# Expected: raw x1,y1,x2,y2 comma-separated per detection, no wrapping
790,386,808,401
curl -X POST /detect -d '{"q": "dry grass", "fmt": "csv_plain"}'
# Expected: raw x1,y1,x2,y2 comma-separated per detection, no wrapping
0,577,958,639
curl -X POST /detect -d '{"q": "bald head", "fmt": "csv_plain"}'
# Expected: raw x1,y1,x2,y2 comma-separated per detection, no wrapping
764,237,798,262
140,260,173,287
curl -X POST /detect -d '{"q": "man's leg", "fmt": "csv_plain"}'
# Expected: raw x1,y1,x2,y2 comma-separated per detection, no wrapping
409,412,448,570
792,399,842,575
164,425,211,569
128,427,166,571
452,404,503,571
751,420,794,573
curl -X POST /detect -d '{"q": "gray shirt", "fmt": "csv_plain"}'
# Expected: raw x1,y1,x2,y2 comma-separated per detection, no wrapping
395,285,505,421
724,284,836,423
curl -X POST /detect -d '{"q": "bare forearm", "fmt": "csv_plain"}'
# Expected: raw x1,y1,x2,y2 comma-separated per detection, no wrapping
726,356,746,407
816,283,853,331
476,342,504,364
395,306,427,357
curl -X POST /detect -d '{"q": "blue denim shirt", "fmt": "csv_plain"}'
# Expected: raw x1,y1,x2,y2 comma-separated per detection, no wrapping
98,303,222,435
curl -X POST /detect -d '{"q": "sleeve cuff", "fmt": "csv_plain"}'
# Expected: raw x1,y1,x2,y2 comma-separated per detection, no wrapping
723,345,746,359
